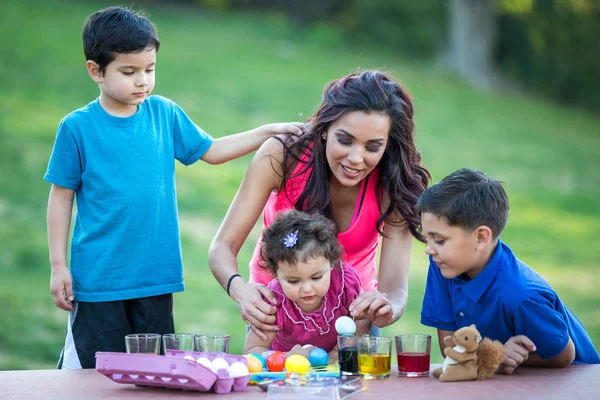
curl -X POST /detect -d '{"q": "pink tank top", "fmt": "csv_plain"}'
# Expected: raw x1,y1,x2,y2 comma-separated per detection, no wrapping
249,152,381,291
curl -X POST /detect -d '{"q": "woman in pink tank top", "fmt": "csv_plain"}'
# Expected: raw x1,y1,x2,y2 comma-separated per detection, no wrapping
209,71,431,340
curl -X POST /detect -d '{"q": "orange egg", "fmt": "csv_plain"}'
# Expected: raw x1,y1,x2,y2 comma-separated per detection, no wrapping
244,354,263,373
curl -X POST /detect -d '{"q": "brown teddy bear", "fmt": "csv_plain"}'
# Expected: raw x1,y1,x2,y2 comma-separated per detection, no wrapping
432,324,504,382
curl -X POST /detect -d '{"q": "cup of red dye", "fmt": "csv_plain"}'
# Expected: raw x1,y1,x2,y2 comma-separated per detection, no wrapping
395,334,431,377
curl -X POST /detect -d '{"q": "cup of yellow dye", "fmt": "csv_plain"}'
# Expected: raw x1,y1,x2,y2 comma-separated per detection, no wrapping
357,336,392,380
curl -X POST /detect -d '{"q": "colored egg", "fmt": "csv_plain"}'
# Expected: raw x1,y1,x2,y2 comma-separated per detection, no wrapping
229,361,249,378
285,354,311,373
261,350,274,360
266,351,286,372
308,347,329,367
244,354,263,373
335,316,356,336
251,353,266,368
210,357,230,374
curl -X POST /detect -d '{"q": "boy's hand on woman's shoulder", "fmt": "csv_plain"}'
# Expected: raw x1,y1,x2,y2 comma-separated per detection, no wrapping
259,122,305,138
50,265,74,311
496,335,536,375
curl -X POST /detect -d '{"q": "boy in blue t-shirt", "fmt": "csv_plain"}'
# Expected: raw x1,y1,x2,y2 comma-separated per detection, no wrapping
44,6,302,369
419,168,599,374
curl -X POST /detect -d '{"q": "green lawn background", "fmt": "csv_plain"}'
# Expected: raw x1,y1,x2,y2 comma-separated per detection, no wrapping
0,0,598,370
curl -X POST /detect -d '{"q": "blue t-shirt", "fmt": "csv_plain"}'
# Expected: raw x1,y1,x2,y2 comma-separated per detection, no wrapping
421,240,599,364
44,96,213,302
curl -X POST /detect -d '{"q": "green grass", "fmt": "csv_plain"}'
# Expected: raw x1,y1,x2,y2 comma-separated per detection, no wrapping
1,0,599,370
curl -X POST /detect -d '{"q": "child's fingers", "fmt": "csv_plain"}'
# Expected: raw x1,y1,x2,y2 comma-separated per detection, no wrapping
513,335,537,352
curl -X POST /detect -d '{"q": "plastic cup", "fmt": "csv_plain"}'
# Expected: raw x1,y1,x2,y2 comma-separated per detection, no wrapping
357,336,392,380
395,334,431,377
194,334,230,353
125,333,161,355
162,333,196,353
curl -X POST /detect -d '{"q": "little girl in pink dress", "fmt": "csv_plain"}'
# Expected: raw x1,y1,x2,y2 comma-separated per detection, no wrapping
243,210,371,357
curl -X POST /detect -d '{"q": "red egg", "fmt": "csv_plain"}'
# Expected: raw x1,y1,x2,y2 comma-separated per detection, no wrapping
266,351,286,372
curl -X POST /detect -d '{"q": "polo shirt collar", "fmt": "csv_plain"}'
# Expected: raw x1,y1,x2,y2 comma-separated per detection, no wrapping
456,239,507,303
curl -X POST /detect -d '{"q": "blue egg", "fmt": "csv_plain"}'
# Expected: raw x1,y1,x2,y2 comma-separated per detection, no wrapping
251,353,267,368
261,350,274,361
308,347,328,367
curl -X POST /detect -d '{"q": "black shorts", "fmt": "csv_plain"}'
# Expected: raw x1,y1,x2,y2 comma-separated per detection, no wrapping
58,293,174,369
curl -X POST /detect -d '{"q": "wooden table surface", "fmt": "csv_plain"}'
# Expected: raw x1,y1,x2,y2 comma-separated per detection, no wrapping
2,364,598,400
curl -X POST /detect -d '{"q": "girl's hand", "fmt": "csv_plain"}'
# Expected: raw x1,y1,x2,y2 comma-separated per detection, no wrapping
349,290,394,328
496,335,536,375
230,279,278,340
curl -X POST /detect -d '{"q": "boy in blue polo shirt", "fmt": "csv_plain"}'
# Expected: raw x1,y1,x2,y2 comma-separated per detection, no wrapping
419,168,599,374
44,6,302,369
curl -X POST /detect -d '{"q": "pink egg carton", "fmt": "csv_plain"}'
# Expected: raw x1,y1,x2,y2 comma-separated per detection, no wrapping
95,351,249,394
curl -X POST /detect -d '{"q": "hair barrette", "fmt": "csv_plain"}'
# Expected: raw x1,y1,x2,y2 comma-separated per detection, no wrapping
283,230,299,248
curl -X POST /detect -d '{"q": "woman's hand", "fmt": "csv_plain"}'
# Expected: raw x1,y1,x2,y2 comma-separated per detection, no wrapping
349,290,394,328
229,278,278,340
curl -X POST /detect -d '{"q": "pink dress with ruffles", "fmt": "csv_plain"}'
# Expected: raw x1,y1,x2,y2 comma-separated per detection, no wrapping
267,263,362,352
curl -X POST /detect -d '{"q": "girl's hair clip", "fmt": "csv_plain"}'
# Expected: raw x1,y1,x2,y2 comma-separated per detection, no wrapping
283,230,299,248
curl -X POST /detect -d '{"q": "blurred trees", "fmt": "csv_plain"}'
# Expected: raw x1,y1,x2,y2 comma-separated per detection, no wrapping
184,0,598,111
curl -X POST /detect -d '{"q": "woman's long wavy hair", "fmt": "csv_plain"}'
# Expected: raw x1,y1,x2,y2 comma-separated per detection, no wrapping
276,70,431,242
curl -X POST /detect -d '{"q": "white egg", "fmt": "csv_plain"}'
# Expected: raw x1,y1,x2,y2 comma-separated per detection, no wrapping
228,361,249,378
196,357,212,369
183,355,196,361
210,357,230,374
335,316,356,336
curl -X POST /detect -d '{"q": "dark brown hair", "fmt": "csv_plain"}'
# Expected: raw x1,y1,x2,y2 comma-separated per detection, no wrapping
275,70,431,242
83,7,160,73
258,210,343,277
417,168,509,238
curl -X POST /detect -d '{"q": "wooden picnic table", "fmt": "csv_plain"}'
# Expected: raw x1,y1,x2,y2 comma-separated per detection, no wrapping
2,364,597,400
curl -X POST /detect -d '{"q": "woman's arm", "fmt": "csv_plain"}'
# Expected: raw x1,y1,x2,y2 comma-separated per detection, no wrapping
208,137,287,339
349,208,412,327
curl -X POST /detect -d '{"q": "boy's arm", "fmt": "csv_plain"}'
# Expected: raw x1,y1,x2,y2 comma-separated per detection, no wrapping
47,184,75,311
201,122,303,165
524,337,575,368
437,329,455,356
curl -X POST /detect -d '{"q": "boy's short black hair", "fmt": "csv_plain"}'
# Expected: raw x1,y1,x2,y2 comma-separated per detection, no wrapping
417,168,509,238
83,6,160,73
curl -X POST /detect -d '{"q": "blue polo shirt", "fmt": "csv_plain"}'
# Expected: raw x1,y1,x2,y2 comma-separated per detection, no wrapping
421,240,599,364
44,96,213,302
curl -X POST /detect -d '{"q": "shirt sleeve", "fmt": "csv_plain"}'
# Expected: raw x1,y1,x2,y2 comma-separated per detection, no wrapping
340,263,362,308
171,101,214,166
43,119,82,190
512,293,570,359
420,258,458,331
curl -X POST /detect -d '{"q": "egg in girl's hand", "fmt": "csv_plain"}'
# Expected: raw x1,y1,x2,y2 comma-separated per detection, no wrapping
210,357,230,374
228,361,249,378
196,357,212,369
335,316,356,336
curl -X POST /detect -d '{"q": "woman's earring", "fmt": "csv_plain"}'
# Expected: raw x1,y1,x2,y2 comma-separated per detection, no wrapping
322,134,327,140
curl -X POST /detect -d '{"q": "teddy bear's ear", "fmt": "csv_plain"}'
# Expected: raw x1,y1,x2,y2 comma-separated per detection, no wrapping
470,324,476,329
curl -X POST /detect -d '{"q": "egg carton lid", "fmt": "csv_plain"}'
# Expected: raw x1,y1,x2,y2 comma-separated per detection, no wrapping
95,352,249,393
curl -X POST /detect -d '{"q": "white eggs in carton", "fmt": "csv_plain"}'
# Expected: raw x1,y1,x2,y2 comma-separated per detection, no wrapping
196,356,212,369
210,357,230,374
228,361,249,378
